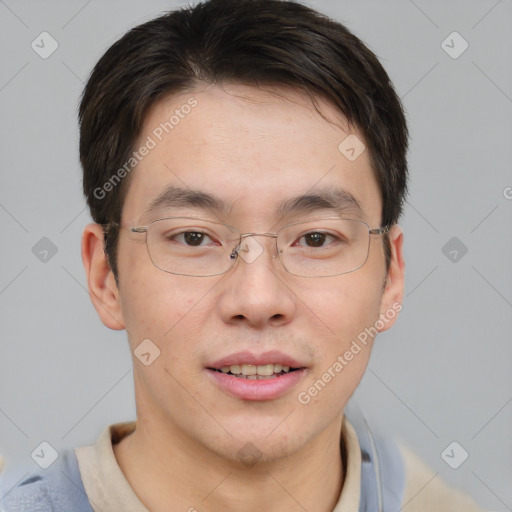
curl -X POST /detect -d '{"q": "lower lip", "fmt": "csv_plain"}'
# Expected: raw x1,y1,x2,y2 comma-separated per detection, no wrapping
206,369,307,401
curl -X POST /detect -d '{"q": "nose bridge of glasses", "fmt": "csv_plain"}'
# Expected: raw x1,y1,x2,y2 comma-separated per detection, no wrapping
231,232,280,263
240,232,279,241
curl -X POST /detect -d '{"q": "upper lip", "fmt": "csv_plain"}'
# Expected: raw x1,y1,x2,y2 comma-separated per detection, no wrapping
208,350,306,370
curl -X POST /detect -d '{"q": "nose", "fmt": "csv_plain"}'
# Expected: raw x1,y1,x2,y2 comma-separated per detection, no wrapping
217,235,297,328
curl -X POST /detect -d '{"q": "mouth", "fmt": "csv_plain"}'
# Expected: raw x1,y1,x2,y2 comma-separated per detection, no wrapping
209,363,301,380
205,351,308,401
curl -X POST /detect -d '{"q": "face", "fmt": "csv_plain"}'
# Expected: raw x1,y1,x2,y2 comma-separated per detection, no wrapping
84,83,404,465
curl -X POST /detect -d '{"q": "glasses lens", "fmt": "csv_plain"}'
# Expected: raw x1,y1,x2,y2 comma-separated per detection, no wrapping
146,217,240,276
278,219,370,277
144,217,373,277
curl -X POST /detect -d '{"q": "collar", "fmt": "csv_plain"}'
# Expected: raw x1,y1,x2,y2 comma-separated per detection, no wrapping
75,416,361,512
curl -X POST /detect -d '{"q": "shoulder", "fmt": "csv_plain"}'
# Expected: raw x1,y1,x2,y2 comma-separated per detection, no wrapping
0,449,93,512
344,406,487,512
397,442,487,511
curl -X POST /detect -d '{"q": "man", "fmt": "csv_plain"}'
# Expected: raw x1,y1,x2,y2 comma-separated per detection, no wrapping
0,0,486,510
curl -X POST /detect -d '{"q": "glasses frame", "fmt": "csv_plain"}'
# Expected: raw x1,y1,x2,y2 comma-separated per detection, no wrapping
126,216,390,278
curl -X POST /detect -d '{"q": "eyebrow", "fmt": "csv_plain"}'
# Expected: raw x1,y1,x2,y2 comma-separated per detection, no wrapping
144,185,364,220
275,188,365,220
144,186,229,217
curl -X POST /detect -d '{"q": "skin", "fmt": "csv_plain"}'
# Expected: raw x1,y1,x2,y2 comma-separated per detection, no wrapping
82,83,405,512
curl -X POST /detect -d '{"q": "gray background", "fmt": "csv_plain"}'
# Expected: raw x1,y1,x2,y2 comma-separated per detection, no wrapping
0,0,511,510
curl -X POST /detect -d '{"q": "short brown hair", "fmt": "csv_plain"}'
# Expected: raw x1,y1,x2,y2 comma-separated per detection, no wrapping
79,0,408,279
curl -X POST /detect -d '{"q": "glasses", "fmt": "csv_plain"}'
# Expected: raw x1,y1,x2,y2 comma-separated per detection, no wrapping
128,217,389,278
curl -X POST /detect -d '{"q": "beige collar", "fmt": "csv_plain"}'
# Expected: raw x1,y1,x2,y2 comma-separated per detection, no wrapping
75,416,361,512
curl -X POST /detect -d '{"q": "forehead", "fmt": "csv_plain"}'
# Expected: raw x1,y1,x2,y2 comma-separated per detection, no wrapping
122,83,382,225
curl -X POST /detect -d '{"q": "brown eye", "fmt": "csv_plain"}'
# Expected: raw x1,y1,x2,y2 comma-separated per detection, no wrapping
295,231,338,248
168,231,216,246
183,232,205,246
304,232,327,247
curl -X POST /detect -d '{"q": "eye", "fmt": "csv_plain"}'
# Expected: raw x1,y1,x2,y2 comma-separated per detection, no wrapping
170,231,217,246
295,231,338,248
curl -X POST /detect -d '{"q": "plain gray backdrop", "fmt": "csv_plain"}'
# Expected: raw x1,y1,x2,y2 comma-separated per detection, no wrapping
0,0,511,510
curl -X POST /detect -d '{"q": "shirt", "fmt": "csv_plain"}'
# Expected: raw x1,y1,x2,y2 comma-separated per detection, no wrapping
74,417,487,511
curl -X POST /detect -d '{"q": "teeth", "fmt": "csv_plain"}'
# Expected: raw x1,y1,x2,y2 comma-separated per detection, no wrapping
218,363,294,376
242,365,257,376
225,374,283,380
254,364,273,376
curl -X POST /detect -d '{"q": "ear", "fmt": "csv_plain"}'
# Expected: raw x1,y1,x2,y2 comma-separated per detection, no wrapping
81,223,125,330
377,224,405,332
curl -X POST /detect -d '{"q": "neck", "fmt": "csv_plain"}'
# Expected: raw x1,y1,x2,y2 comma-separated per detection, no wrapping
114,414,345,512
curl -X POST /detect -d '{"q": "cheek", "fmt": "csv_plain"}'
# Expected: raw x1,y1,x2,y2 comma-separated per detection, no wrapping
117,235,211,337
294,269,383,344
295,274,382,412
118,264,212,352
